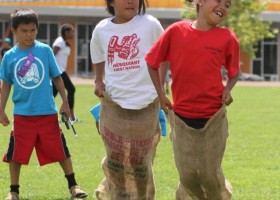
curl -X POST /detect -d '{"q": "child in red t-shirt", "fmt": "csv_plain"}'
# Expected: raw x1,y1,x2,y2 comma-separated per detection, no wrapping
145,0,240,199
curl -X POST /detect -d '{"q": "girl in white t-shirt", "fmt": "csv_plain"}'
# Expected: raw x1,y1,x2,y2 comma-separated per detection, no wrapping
90,0,168,199
52,24,78,121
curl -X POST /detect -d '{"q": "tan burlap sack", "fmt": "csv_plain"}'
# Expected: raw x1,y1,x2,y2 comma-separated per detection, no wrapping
95,92,161,200
169,105,232,200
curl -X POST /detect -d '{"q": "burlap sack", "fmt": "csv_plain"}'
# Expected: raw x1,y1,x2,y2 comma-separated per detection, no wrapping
95,92,161,200
169,105,232,200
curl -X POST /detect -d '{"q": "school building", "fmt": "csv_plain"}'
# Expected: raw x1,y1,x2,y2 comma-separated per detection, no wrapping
0,0,280,81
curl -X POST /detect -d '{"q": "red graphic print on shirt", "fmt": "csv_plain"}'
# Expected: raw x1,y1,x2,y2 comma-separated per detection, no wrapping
108,33,140,65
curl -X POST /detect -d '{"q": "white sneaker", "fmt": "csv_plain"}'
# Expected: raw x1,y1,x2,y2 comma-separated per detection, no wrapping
71,116,80,123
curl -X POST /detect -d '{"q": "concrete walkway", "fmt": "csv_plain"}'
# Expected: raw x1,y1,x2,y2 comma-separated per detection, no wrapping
71,76,280,87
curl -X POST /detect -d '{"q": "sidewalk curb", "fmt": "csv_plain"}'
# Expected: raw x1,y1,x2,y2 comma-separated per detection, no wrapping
71,77,280,87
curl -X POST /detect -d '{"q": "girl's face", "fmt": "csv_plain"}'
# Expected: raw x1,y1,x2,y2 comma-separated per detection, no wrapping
12,23,38,49
198,0,231,28
65,28,75,40
111,0,139,24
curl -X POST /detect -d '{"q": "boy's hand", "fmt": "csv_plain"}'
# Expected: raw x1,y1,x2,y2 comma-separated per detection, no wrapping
159,94,172,114
59,101,71,119
222,89,233,106
61,112,70,129
94,81,105,98
0,111,10,126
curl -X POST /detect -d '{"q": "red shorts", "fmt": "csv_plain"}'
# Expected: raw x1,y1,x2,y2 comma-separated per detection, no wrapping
2,114,70,166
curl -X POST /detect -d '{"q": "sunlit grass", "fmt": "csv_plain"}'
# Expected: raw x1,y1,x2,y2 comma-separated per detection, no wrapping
0,85,280,199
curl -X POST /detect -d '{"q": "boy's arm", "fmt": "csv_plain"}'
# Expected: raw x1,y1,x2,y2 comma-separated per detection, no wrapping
94,61,105,98
0,81,11,126
222,71,240,106
159,61,169,90
52,76,71,118
52,46,60,56
147,63,172,113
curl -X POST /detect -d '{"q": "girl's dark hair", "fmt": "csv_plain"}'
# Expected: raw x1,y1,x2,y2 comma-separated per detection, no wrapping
105,0,148,16
60,24,73,46
61,24,73,39
10,9,39,30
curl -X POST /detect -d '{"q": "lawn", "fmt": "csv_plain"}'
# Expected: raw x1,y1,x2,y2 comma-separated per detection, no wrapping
0,85,280,200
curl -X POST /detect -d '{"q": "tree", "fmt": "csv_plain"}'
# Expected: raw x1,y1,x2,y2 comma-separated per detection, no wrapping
182,0,278,58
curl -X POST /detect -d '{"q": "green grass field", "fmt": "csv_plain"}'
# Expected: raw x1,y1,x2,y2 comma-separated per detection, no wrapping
0,85,280,200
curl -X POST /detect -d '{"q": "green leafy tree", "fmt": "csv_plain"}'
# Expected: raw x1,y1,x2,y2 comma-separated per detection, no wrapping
182,0,278,58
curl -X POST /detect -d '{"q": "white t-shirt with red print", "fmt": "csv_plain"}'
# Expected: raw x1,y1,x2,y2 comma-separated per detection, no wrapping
90,14,164,109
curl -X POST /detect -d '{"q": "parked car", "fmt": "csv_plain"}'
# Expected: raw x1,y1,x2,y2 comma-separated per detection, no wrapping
238,72,265,81
222,68,264,81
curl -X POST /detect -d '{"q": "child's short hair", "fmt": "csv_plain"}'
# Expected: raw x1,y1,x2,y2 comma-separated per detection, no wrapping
105,0,147,16
10,9,39,30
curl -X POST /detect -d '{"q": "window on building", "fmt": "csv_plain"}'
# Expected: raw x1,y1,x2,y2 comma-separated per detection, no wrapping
0,22,3,40
252,42,262,76
50,24,59,46
252,35,278,81
37,22,59,45
77,23,94,77
0,21,13,45
264,44,277,74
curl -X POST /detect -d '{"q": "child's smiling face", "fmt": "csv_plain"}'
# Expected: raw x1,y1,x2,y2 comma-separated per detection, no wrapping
198,0,232,27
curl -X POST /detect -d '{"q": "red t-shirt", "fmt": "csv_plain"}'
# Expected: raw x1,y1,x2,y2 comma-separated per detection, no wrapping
145,20,240,118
